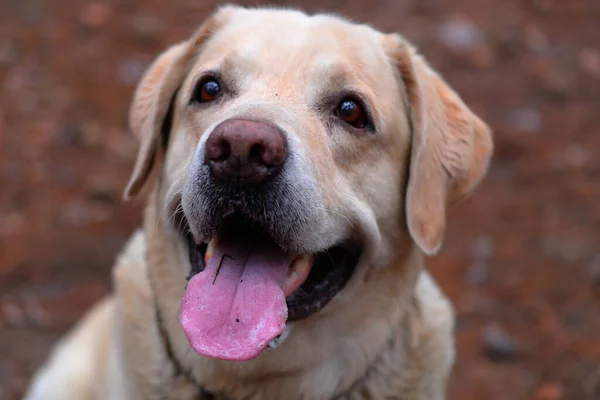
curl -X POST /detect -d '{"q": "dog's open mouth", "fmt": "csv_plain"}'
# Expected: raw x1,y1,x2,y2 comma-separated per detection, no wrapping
174,210,360,361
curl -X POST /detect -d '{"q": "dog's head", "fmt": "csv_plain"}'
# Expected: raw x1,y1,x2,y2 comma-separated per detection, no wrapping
124,6,492,362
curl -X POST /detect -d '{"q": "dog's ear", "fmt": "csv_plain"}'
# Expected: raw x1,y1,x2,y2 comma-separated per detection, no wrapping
123,8,234,199
123,41,189,200
388,36,493,255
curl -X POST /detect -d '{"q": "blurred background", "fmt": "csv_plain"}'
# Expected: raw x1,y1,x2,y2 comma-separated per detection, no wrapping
0,0,599,399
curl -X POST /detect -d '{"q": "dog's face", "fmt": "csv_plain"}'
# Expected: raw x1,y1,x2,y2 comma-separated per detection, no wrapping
125,6,492,362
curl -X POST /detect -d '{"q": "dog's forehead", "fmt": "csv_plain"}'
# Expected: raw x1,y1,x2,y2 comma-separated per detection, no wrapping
195,9,390,85
218,8,381,48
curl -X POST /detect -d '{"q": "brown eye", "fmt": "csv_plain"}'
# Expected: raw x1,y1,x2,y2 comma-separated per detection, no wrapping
193,78,221,103
336,98,368,129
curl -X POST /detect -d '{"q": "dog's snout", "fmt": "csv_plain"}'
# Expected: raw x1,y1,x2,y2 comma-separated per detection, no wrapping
204,119,287,185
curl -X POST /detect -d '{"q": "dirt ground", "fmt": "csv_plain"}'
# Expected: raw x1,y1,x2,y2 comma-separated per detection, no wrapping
1,0,599,399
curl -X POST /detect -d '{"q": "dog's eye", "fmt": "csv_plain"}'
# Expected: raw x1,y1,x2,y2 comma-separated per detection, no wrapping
192,78,222,103
335,98,368,129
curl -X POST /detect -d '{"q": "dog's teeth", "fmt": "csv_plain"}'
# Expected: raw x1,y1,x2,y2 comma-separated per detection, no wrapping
268,336,281,348
204,238,216,265
282,255,313,296
267,327,290,349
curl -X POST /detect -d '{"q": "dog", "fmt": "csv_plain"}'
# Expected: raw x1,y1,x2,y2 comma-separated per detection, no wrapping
24,5,492,400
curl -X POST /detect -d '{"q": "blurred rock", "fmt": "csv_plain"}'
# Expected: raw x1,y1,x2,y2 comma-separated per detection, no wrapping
468,46,495,69
491,23,522,60
23,297,49,328
0,38,19,66
505,107,543,134
493,137,527,164
118,57,149,85
55,124,84,147
0,212,25,238
438,16,483,51
564,144,590,168
459,292,500,315
89,204,114,223
16,0,45,24
525,56,571,100
410,0,439,16
105,126,137,159
57,201,91,227
56,198,116,226
1,302,26,328
1,298,50,328
465,259,489,285
80,121,103,147
527,0,554,15
590,255,600,293
466,236,494,284
80,2,113,29
473,235,495,259
533,381,564,400
481,323,520,362
524,26,549,52
578,47,600,80
3,67,26,94
89,185,118,205
541,236,592,263
49,163,80,188
562,310,583,329
114,0,138,9
2,162,24,184
131,13,164,42
542,70,571,100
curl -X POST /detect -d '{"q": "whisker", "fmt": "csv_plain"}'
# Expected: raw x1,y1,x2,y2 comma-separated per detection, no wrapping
323,248,335,266
162,184,183,214
156,184,183,231
316,206,355,229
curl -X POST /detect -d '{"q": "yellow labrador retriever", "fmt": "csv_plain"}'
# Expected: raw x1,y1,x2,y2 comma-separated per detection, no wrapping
24,6,492,400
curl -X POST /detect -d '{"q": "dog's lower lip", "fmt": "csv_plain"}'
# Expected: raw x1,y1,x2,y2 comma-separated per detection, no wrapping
285,244,359,321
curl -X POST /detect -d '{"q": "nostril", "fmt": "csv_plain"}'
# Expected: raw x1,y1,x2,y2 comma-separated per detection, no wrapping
207,138,231,162
215,139,231,162
249,143,265,165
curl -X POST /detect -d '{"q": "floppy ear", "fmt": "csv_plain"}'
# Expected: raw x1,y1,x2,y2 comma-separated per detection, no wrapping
123,42,189,200
390,36,493,255
123,9,230,199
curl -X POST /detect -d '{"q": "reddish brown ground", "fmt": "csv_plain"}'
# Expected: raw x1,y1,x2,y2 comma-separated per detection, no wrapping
1,0,599,399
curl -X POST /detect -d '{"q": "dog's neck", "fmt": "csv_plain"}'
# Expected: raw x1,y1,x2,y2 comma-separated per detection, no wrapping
142,194,425,400
155,305,426,400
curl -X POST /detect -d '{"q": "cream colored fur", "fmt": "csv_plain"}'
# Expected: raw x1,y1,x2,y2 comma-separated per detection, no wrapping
24,6,492,400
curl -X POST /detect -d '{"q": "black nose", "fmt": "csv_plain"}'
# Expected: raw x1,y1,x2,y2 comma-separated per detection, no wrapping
204,119,287,186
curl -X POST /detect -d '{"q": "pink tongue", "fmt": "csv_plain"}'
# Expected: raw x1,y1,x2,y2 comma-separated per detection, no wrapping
180,234,294,361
